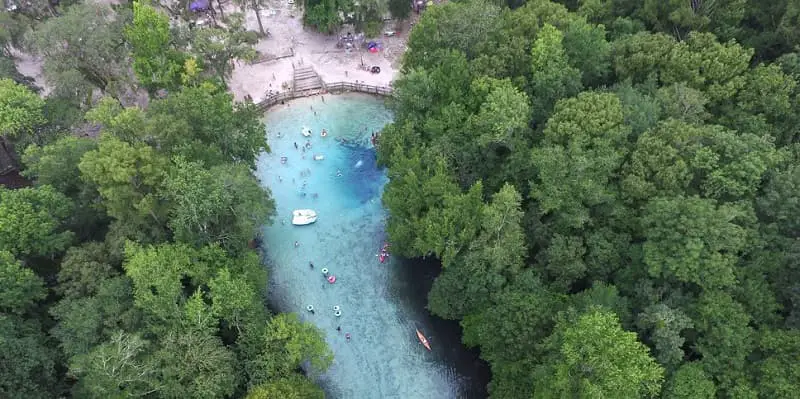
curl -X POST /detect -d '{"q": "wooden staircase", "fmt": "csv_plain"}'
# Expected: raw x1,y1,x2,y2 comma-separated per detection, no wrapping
292,66,324,93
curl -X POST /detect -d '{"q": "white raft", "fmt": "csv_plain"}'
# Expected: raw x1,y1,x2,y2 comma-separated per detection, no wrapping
302,127,312,137
292,209,318,225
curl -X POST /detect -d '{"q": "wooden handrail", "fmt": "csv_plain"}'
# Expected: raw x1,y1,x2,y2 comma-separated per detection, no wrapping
256,81,393,111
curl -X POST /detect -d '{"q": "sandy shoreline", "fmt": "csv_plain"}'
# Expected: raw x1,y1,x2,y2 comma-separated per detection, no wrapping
229,2,409,102
13,3,410,104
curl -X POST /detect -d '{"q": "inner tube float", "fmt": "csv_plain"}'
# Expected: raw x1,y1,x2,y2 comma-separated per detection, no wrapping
327,275,336,284
321,129,328,137
335,310,342,317
306,305,314,312
321,268,329,275
333,305,340,311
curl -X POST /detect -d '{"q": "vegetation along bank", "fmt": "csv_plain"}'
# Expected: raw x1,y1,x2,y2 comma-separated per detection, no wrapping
377,0,800,397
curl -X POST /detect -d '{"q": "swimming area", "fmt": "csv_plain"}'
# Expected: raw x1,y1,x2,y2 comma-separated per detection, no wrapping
255,94,487,398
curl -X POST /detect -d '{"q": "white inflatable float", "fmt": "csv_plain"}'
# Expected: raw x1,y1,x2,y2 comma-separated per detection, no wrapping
302,127,312,137
292,209,317,225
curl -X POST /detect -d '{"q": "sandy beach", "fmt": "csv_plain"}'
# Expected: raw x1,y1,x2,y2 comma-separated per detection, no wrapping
229,1,409,102
13,2,410,103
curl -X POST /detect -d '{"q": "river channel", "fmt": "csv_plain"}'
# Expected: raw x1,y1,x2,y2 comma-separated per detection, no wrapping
255,94,489,398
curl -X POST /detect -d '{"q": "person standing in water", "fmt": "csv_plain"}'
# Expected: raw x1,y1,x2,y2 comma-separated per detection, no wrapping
345,333,351,342
309,261,314,269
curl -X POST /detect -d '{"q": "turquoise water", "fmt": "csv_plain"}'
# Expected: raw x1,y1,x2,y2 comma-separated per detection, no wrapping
256,94,486,398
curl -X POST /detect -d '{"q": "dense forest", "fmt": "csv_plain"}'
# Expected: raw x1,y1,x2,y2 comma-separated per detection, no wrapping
1,2,332,398
4,0,800,397
378,0,800,397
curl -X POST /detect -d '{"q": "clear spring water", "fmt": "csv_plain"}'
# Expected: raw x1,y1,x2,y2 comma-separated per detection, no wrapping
255,94,487,399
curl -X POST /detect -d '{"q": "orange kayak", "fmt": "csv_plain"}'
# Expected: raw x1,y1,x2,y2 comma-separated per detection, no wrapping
416,329,431,351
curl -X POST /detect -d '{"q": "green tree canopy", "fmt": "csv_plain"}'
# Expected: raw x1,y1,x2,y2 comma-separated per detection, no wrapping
533,307,664,398
0,78,45,143
0,250,45,314
125,1,185,92
27,4,132,101
0,185,73,258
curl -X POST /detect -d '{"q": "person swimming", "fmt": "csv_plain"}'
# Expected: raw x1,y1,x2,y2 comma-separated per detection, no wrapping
336,170,342,177
294,241,299,247
336,326,341,332
345,333,351,341
309,261,314,269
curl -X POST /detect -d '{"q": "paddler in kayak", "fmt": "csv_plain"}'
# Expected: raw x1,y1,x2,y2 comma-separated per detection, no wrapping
416,328,431,351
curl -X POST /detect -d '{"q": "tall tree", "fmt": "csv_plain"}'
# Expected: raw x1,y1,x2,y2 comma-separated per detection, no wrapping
530,92,630,230
0,78,45,147
0,250,45,314
189,13,257,84
69,331,160,398
0,250,57,399
529,23,583,122
641,196,747,291
0,315,59,399
125,1,185,92
692,291,755,393
27,4,133,102
162,157,274,254
533,307,664,398
0,185,74,259
78,135,169,238
428,184,527,319
145,83,269,169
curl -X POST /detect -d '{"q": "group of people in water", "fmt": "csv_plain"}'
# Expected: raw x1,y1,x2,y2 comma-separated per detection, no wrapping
302,258,353,342
300,241,391,343
275,107,389,343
